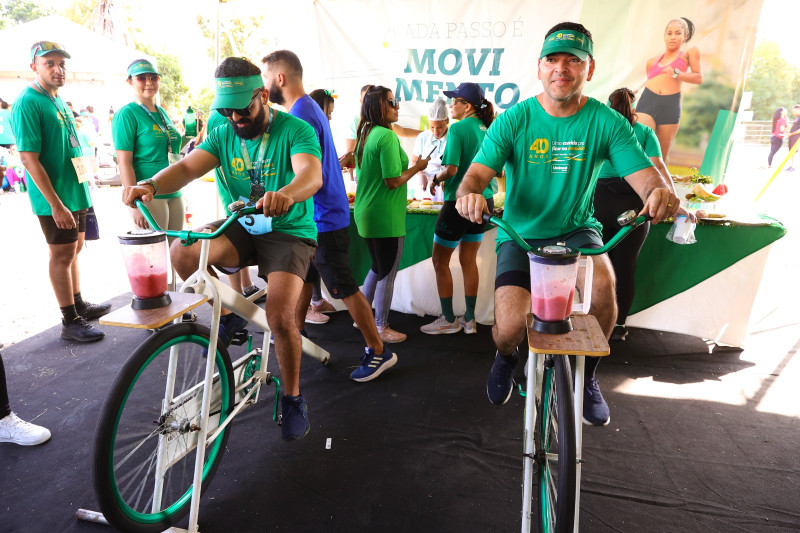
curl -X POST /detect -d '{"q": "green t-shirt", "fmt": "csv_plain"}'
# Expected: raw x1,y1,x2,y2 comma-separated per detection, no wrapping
473,96,652,243
0,108,15,145
597,121,661,180
198,109,321,241
207,110,234,215
11,85,91,215
440,115,493,202
112,102,182,199
354,126,408,238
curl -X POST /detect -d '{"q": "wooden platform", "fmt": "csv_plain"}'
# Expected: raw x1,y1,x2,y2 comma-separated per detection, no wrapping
99,292,208,330
526,313,610,356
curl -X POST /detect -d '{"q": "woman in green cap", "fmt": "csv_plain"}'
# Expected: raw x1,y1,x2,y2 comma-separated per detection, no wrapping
113,59,183,234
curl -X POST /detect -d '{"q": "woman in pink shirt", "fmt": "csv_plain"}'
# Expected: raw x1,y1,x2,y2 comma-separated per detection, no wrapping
636,17,703,162
767,107,789,168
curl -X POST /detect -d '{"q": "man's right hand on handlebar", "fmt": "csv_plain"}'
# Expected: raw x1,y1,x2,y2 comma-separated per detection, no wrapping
122,184,155,207
456,193,489,224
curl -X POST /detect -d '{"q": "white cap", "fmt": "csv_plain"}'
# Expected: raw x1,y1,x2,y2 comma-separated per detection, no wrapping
428,98,448,121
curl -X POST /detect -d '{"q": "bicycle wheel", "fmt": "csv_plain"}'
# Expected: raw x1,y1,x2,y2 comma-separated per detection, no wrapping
537,354,577,533
93,322,234,533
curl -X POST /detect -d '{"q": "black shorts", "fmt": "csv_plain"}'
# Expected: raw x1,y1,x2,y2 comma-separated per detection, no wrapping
207,219,316,280
494,227,602,291
433,198,494,248
635,87,681,126
307,227,360,299
37,209,87,245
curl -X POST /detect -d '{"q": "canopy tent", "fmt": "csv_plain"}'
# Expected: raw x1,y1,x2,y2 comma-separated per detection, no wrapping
0,15,155,117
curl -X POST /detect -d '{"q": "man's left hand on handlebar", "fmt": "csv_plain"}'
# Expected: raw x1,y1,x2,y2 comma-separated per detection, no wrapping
256,191,294,217
455,193,489,224
122,185,154,207
640,187,681,224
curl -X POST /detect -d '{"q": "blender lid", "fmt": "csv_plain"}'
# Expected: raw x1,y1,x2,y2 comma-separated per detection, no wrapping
118,229,167,245
528,244,580,263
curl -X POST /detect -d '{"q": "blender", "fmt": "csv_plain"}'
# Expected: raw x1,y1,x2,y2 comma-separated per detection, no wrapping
119,230,172,310
528,244,580,334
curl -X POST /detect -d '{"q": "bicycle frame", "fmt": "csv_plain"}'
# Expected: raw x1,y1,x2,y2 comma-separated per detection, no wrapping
136,199,329,533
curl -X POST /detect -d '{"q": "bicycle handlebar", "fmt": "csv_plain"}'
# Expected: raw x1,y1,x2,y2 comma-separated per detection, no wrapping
482,212,650,256
135,199,260,245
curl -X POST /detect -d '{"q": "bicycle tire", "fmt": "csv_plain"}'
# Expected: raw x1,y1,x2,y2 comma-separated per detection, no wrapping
537,354,577,533
92,322,234,533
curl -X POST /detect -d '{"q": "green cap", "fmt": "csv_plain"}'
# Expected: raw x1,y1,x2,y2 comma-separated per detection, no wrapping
127,60,159,77
539,29,593,61
211,75,264,110
30,41,71,62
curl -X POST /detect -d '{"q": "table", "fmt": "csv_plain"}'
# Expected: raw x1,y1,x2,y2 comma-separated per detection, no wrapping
341,211,786,346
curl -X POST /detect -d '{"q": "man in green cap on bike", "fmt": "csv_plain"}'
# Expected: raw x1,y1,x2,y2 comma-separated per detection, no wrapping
456,22,682,426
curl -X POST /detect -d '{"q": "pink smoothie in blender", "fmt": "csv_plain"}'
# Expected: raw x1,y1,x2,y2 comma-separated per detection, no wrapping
528,245,580,334
119,230,171,310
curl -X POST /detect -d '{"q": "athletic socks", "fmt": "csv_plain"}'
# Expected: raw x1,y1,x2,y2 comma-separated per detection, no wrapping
60,304,79,324
440,297,455,323
464,296,477,322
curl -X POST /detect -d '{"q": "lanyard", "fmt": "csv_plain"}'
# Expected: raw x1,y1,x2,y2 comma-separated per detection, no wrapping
239,107,274,200
139,103,175,155
35,81,80,151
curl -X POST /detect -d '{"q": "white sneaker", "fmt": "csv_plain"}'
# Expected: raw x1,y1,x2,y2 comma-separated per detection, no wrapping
420,315,462,335
459,317,477,334
0,412,51,446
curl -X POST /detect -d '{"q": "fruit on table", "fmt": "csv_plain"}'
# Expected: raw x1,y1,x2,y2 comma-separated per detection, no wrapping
691,184,722,201
695,209,708,218
712,184,729,196
347,192,355,204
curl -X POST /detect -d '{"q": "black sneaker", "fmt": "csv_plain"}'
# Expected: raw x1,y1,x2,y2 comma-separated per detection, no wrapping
280,394,310,441
486,349,519,405
61,317,105,342
76,301,111,320
610,324,628,342
242,285,266,304
582,378,611,426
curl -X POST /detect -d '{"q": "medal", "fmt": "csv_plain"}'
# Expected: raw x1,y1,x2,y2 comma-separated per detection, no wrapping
249,180,265,202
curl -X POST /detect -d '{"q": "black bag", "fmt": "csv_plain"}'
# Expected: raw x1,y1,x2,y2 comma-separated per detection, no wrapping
85,206,100,240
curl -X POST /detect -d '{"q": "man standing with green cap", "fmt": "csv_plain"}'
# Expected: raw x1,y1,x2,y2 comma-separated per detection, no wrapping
456,22,682,425
12,41,109,343
122,56,322,441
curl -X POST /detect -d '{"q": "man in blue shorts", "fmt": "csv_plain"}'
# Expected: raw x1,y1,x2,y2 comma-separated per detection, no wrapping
456,22,681,425
261,50,397,383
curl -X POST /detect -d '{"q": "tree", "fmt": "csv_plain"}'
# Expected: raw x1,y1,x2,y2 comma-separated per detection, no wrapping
745,41,800,121
137,45,190,111
0,0,52,29
195,14,269,61
674,72,736,150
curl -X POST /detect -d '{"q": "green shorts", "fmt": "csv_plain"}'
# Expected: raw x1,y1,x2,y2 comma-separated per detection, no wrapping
494,227,602,291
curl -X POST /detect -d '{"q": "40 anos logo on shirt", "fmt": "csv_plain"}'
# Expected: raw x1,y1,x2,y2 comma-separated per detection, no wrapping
527,138,550,164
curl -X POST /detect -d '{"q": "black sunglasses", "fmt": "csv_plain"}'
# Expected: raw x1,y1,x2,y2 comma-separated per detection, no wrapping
219,89,263,118
387,97,400,109
135,74,160,82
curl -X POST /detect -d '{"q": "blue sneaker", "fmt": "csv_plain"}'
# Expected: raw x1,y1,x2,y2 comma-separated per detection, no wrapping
280,394,310,441
582,379,611,426
350,348,398,382
203,314,248,356
486,349,519,405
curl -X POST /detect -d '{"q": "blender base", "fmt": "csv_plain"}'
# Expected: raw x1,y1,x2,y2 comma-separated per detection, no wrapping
131,293,172,310
531,315,573,334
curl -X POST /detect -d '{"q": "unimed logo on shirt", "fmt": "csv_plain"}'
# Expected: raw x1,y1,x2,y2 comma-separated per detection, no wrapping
552,164,569,173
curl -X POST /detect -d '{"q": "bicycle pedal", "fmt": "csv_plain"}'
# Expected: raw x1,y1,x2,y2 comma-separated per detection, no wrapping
230,329,250,346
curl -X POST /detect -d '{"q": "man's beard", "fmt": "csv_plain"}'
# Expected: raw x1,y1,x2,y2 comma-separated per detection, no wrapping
268,83,285,106
231,105,267,139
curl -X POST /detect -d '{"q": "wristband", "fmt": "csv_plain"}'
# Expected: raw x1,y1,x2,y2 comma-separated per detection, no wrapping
143,178,159,195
